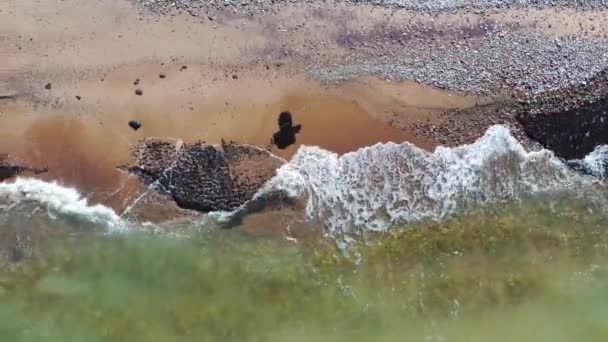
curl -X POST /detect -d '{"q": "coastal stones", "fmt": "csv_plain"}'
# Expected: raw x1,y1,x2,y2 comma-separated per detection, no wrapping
128,120,142,131
44,83,51,90
135,89,143,96
120,138,284,212
271,111,302,150
411,68,608,161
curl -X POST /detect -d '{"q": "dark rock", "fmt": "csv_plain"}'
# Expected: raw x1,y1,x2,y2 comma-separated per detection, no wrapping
44,83,51,90
518,98,608,159
516,69,608,159
232,74,238,79
119,138,284,213
75,95,82,100
159,74,166,79
271,111,302,150
128,120,142,131
134,79,140,85
135,89,143,96
0,161,48,182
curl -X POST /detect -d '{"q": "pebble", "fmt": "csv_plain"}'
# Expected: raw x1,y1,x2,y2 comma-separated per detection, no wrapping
308,31,608,96
129,120,142,130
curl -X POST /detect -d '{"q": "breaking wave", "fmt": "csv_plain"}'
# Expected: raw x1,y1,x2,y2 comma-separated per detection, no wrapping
2,125,608,244
567,144,608,179
217,125,607,243
0,178,125,232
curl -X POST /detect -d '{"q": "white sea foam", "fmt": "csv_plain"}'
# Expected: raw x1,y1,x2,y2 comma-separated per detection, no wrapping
569,144,608,179
2,126,605,243
0,178,125,232
224,125,597,243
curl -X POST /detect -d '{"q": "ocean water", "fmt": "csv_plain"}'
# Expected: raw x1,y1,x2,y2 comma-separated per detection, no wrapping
1,125,608,341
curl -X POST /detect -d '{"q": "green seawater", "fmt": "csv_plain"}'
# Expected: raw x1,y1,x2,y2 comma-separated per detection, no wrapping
1,195,608,341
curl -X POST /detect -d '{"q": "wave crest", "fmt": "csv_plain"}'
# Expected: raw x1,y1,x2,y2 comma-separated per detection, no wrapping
0,178,125,231
221,125,594,242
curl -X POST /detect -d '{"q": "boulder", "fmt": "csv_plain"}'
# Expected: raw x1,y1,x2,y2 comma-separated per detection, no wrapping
0,158,47,181
516,69,608,160
119,138,285,212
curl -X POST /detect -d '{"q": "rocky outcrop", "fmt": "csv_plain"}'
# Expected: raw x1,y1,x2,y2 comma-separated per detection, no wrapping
516,69,608,160
412,68,608,161
0,158,47,181
120,138,285,212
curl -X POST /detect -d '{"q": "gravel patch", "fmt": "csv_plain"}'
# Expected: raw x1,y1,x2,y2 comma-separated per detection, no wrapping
133,0,608,16
308,31,608,95
347,0,608,12
131,0,608,96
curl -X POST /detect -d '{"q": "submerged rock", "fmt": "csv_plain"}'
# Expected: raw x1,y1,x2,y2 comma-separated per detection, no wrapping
119,138,284,212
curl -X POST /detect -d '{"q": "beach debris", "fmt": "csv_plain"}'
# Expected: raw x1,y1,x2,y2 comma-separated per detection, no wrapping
271,111,302,150
129,120,142,131
135,89,143,96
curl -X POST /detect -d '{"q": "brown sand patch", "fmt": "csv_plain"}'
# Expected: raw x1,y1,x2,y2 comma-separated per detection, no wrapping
0,63,478,211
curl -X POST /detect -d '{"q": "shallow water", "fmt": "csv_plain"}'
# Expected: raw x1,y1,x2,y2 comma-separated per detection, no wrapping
1,192,608,341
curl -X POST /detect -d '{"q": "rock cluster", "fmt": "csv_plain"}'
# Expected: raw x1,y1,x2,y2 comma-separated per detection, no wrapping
132,0,608,17
310,31,608,96
412,68,608,161
120,138,284,212
516,69,608,159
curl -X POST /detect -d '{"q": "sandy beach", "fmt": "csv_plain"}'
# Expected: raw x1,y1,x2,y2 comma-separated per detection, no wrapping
1,0,608,213
0,0,481,207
